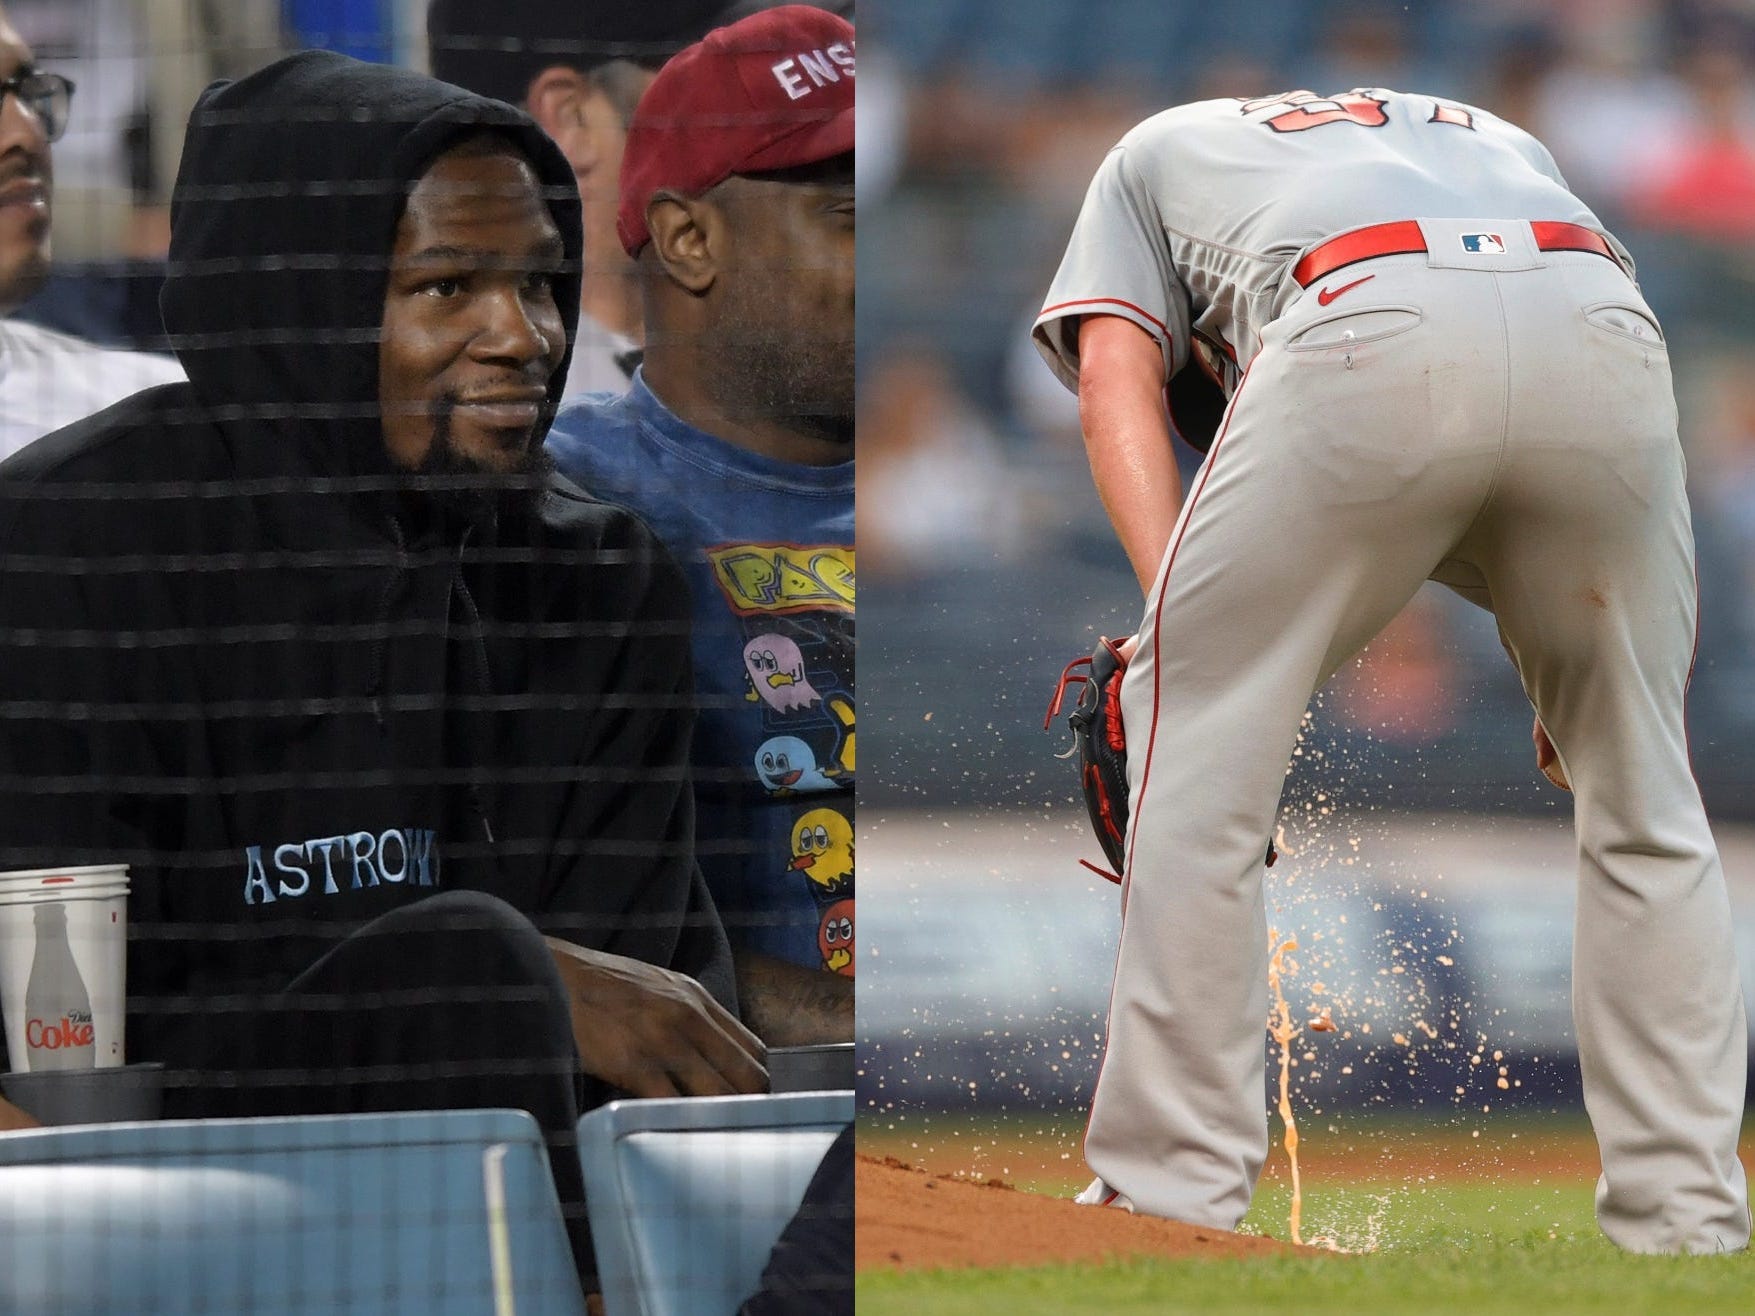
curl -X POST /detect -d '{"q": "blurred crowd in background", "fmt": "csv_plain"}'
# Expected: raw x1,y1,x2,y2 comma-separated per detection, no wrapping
9,2,425,348
856,0,1755,817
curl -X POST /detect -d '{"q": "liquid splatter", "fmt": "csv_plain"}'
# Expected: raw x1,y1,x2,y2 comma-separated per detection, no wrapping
1267,930,1304,1245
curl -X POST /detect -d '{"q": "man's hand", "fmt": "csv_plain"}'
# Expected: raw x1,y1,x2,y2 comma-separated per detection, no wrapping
545,938,768,1097
1533,717,1571,791
0,1096,42,1132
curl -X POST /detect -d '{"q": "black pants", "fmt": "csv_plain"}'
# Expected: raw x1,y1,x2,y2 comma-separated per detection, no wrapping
738,1122,854,1315
163,891,600,1285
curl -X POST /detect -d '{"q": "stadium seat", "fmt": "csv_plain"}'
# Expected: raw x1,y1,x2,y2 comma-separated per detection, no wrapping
578,1091,854,1316
0,1108,587,1315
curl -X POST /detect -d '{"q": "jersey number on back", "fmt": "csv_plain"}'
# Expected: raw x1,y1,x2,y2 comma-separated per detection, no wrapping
1242,91,1475,133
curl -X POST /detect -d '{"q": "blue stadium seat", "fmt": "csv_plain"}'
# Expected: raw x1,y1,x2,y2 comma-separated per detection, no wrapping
0,1108,586,1315
579,1091,854,1316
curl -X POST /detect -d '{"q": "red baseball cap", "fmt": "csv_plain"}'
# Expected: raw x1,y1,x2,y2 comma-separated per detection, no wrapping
616,4,855,256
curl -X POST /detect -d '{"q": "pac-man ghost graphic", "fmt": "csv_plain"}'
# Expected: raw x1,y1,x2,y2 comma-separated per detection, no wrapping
754,736,838,794
743,634,822,713
818,898,854,977
789,806,853,893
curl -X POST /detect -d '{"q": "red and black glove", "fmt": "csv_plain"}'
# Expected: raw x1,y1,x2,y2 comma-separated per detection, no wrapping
1045,638,1277,884
1044,638,1133,883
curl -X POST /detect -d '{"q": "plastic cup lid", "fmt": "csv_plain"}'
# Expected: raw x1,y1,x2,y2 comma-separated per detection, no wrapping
0,865,130,887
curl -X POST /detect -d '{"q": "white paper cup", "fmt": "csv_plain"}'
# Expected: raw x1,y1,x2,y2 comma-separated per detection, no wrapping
0,865,129,1071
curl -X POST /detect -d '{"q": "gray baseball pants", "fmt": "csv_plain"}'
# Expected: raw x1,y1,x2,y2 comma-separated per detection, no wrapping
1092,219,1751,1254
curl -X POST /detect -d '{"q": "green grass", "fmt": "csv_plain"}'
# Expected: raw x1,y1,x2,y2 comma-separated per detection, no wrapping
859,1115,1755,1315
1238,1179,1597,1252
856,1238,1755,1316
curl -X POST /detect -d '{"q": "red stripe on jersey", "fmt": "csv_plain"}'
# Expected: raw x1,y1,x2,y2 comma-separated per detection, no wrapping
1038,297,1172,340
1685,562,1701,777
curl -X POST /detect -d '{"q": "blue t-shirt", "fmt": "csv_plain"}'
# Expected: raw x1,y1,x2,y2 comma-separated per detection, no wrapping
546,374,854,976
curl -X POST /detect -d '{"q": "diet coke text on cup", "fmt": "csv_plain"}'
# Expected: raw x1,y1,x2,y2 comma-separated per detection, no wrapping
0,863,130,1070
26,1015,95,1051
23,902,97,1069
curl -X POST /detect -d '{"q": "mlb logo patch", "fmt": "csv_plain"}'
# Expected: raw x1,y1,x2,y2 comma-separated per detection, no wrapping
1461,232,1506,254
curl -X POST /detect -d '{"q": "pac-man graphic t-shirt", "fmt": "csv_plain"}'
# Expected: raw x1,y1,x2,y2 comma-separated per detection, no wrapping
547,374,854,974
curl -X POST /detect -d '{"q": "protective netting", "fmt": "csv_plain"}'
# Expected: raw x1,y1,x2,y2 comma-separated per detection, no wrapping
0,3,855,1311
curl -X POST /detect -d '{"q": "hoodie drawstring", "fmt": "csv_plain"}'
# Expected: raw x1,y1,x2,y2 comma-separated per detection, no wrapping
367,517,499,852
452,526,497,849
367,515,408,730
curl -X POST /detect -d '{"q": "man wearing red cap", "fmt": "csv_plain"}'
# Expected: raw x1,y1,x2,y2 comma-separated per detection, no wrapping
547,4,855,1046
427,0,853,399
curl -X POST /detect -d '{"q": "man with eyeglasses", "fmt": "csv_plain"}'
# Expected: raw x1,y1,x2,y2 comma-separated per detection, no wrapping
0,3,181,461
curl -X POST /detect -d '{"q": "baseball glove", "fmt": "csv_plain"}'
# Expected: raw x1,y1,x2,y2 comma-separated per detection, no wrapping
1045,637,1278,884
1044,638,1133,883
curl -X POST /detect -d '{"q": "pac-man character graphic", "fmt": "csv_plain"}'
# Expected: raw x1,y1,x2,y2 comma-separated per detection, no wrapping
754,736,838,795
826,695,854,774
743,634,821,713
818,898,854,977
789,806,853,893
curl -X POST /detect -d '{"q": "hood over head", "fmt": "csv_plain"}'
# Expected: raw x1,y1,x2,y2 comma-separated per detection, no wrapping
159,49,583,486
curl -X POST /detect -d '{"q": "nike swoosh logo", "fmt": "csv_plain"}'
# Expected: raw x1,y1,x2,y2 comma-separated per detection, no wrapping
1317,274,1375,306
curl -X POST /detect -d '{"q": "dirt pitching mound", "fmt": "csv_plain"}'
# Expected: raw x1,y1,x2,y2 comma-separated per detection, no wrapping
857,1156,1332,1271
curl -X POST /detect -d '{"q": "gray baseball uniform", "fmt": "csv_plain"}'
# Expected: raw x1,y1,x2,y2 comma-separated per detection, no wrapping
1034,89,1750,1254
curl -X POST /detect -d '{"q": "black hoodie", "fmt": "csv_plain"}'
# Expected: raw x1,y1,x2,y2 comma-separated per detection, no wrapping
0,51,731,1079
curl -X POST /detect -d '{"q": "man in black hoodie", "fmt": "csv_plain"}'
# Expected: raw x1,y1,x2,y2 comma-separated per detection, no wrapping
0,48,763,1279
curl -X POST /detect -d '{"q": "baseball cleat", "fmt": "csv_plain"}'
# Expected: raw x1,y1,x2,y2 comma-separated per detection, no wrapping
1074,1177,1136,1212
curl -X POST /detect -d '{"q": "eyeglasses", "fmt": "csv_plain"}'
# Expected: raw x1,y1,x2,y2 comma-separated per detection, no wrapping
0,70,74,143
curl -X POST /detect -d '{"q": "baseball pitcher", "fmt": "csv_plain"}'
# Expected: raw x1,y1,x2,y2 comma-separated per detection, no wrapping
1035,88,1750,1255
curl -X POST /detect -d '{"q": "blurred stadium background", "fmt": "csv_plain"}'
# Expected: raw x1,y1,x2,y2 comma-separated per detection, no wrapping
856,0,1755,1119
